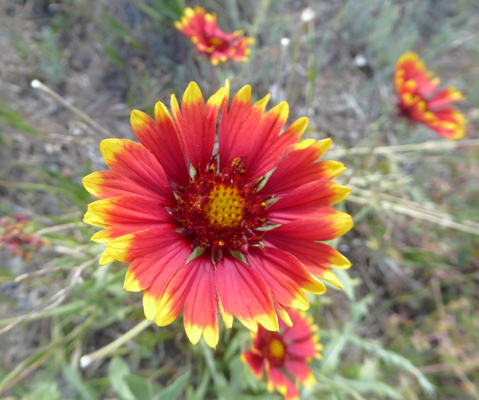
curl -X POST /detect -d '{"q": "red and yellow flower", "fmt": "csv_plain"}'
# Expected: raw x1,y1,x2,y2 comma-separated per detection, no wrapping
0,214,48,261
83,80,352,348
175,6,253,65
394,51,466,140
242,309,322,400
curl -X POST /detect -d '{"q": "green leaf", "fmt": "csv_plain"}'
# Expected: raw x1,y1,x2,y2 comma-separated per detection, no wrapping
333,375,403,400
224,330,250,362
189,368,210,400
0,99,43,136
346,334,435,397
100,40,125,70
156,371,191,400
334,269,356,301
133,1,164,21
102,11,143,49
353,205,375,223
108,356,137,400
151,0,183,20
316,375,367,400
320,324,352,374
62,364,96,400
38,26,66,84
349,294,374,323
125,374,154,400
27,381,61,400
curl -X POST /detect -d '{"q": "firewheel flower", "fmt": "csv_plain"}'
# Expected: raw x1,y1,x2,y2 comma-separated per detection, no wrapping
175,6,254,66
242,309,322,400
82,80,352,348
0,215,47,261
394,51,466,140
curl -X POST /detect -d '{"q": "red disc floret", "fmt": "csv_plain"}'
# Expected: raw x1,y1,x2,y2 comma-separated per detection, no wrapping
171,157,269,253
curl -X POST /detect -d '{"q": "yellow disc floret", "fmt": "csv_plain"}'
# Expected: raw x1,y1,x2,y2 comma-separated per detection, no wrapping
205,184,245,228
269,338,285,360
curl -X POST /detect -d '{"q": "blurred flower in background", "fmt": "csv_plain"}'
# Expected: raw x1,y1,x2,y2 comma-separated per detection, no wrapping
242,309,322,400
175,6,254,65
394,51,467,140
82,80,352,348
0,215,47,261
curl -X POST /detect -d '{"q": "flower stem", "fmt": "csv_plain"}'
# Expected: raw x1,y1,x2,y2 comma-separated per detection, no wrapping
285,22,306,102
79,319,150,368
31,79,112,138
209,63,218,94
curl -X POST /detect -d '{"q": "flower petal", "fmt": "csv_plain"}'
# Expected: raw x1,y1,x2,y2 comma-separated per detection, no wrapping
82,171,162,201
287,337,323,361
106,228,191,263
99,250,115,266
266,180,351,223
272,295,293,327
130,107,190,186
245,102,289,178
266,366,290,397
428,108,467,140
84,195,173,228
91,223,172,244
153,252,219,347
284,377,300,400
219,83,270,170
266,211,353,242
261,138,345,196
241,350,265,378
99,139,174,203
183,257,219,348
219,84,253,167
265,234,350,286
427,87,464,109
284,359,316,386
247,116,308,180
172,82,225,171
216,252,278,332
283,310,322,360
124,240,190,292
247,247,326,311
203,86,226,161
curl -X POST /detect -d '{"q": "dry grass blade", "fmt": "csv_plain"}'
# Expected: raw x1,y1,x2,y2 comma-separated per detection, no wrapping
327,138,479,158
0,256,99,336
30,80,113,138
348,193,479,236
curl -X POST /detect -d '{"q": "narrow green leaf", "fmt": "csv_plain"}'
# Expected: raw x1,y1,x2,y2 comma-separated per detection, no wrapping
334,269,356,301
125,374,154,400
108,356,136,400
62,364,96,400
156,371,191,400
133,1,164,21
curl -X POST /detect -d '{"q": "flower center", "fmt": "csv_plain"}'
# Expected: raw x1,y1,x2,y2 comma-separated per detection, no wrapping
170,158,271,254
206,37,229,52
269,338,285,360
209,37,224,47
205,184,245,228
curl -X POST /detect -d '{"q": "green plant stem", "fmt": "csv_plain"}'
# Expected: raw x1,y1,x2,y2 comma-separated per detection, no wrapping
199,340,228,400
285,22,306,102
0,312,97,394
79,319,150,368
326,137,479,158
274,42,287,101
306,19,316,106
209,62,217,94
0,347,58,395
31,80,113,138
